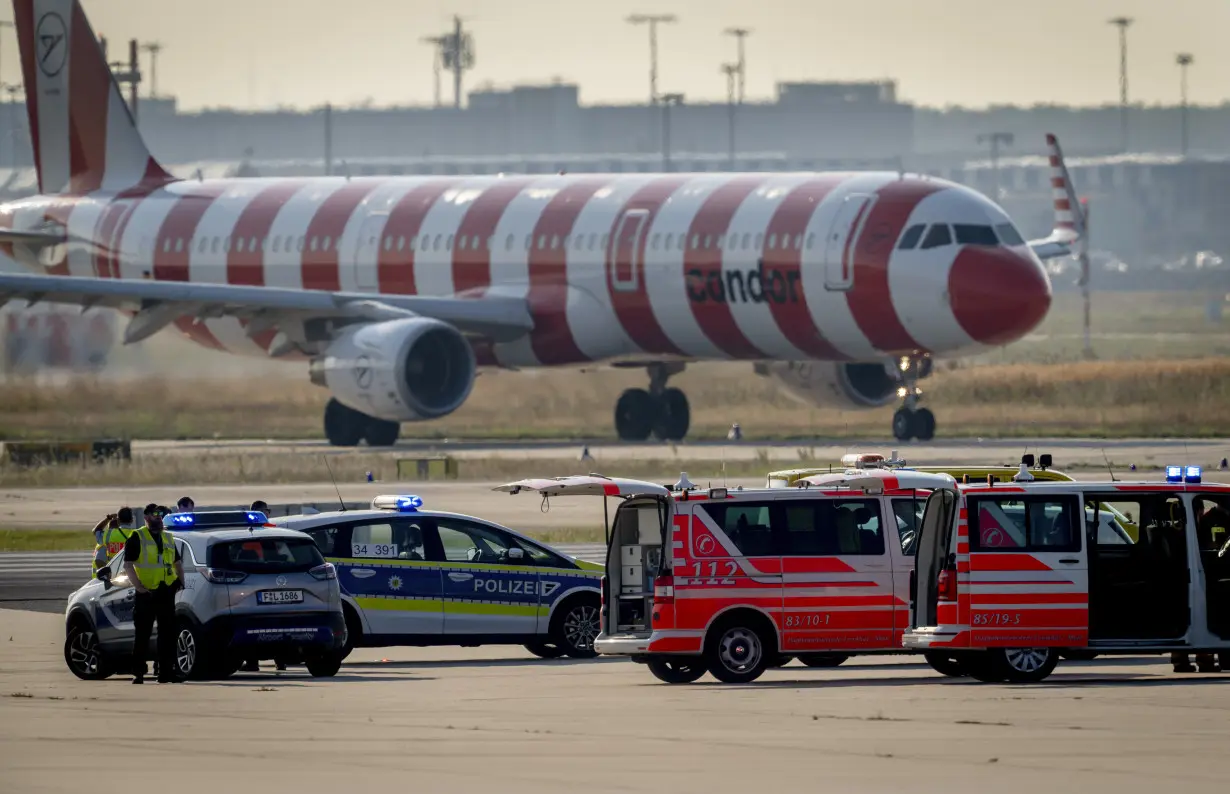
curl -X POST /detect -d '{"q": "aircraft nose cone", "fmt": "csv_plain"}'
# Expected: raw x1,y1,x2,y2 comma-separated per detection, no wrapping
948,247,1052,346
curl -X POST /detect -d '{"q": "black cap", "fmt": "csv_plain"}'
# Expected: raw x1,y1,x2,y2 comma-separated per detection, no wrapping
143,503,160,516
251,500,269,512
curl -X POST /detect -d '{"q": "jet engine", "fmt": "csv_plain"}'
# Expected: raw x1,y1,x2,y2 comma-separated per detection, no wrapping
313,317,476,422
756,361,907,410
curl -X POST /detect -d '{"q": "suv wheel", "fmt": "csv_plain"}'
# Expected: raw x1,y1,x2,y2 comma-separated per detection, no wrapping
175,621,212,680
306,653,343,677
64,623,110,681
705,620,769,684
647,657,706,684
525,641,566,659
553,599,600,659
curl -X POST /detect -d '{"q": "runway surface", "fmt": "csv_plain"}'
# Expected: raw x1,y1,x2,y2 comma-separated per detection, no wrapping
0,544,607,615
2,606,1229,794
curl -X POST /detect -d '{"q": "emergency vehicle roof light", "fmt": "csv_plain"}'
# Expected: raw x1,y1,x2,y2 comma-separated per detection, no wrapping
1013,464,1035,483
1186,466,1202,484
372,495,424,512
1039,454,1052,470
1022,453,1036,467
164,511,268,529
1166,465,1183,483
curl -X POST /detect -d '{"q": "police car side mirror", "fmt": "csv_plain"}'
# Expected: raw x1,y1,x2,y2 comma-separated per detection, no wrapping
507,548,526,563
97,569,112,589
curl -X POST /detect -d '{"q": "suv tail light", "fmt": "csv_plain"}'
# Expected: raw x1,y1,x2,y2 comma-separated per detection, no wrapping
201,568,247,584
937,568,957,602
653,573,675,605
309,563,337,581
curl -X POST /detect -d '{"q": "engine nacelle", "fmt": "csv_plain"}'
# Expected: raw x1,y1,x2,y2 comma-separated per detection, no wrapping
313,318,476,422
756,361,904,410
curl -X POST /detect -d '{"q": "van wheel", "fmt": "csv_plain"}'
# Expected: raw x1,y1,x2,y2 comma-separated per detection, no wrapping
64,623,110,681
995,647,1059,683
924,652,966,677
799,653,849,668
705,620,770,684
175,621,212,680
306,653,343,678
647,657,706,684
552,598,601,659
525,641,566,659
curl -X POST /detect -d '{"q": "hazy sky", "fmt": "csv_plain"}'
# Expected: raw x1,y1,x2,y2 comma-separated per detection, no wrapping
12,0,1227,111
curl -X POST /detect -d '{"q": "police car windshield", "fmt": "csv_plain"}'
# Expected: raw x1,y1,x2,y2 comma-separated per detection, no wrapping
211,538,323,574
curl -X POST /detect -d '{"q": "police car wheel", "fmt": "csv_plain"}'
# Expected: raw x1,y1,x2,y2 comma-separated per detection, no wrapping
175,621,213,680
798,653,849,668
554,600,601,658
706,621,769,684
996,647,1058,683
924,652,966,677
647,657,706,684
64,623,110,681
524,641,567,659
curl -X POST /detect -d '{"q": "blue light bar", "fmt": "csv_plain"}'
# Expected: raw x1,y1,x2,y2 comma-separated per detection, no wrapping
164,511,268,530
1186,466,1202,484
371,494,424,512
1166,465,1183,483
167,512,196,527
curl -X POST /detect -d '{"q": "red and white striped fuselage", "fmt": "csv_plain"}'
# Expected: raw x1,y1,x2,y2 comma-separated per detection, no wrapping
5,170,1051,369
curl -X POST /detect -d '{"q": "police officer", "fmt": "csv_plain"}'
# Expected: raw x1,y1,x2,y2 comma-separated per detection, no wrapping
176,496,195,513
91,507,138,577
123,504,185,684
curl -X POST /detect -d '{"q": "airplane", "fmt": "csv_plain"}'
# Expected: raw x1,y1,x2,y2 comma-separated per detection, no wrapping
0,0,1085,446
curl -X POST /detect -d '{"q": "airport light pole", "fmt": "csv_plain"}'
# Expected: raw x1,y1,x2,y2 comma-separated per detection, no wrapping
661,93,684,172
721,63,738,169
723,27,750,104
140,42,162,99
421,34,448,107
1176,53,1193,157
1108,17,1132,153
976,131,1013,200
627,14,676,105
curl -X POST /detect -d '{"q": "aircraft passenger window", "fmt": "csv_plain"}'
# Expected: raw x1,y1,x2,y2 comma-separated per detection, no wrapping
588,233,597,250
174,238,183,253
573,234,583,250
560,235,568,250
690,234,699,249
551,234,560,250
742,232,751,249
650,233,659,251
237,238,247,253
601,234,609,249
261,237,270,252
897,224,925,250
484,236,492,250
296,237,304,252
768,233,778,249
224,236,232,252
953,224,999,246
162,238,171,253
995,223,1025,246
433,234,442,251
272,237,281,253
382,236,392,252
505,234,514,251
198,237,208,253
323,237,333,252
794,234,803,250
210,237,219,254
446,234,453,251
474,235,482,250
754,233,763,249
249,236,258,252
805,233,815,250
397,236,406,251
309,236,318,253
524,235,532,250
537,235,546,250
919,224,952,250
677,234,685,251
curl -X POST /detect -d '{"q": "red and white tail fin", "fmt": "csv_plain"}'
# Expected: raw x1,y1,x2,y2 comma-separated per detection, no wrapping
13,0,171,195
1046,132,1085,242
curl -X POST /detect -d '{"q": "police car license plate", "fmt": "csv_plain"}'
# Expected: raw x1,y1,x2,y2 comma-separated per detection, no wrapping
257,590,303,604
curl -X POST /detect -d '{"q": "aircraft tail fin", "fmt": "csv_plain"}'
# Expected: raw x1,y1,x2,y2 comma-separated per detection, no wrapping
1045,133,1085,242
13,0,171,195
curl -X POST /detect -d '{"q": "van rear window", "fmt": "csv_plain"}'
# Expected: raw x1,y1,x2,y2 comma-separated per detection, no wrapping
211,538,324,574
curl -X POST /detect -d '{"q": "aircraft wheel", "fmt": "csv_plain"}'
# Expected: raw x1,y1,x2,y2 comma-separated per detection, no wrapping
324,399,365,447
615,388,656,441
363,417,400,447
892,407,915,442
914,408,936,441
652,388,690,441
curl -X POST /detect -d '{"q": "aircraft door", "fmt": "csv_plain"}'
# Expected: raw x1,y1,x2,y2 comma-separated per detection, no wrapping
350,212,388,292
608,209,649,293
823,194,875,291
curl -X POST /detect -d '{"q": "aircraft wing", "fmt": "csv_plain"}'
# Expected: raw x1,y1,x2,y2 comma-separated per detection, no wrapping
0,271,534,346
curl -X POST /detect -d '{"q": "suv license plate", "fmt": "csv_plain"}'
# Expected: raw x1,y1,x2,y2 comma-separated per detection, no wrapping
257,590,304,604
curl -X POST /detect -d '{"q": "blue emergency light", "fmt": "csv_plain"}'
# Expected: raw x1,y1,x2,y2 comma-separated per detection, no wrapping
370,494,424,512
1165,465,1202,484
395,496,423,512
165,511,269,529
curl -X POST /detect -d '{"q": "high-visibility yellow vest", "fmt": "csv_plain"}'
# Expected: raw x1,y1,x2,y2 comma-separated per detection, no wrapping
130,528,179,590
92,526,137,574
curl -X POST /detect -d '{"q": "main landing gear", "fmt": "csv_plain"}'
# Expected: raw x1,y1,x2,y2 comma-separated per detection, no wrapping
891,355,936,443
614,363,690,442
324,398,401,447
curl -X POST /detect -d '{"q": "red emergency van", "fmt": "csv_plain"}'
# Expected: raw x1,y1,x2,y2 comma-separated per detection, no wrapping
497,468,965,684
905,466,1230,682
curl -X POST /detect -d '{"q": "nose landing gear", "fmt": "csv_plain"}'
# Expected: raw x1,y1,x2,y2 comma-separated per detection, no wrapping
891,355,935,442
613,363,690,441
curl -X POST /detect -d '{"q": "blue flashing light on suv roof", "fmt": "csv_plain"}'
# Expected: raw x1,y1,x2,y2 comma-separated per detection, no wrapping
370,495,424,513
165,511,269,529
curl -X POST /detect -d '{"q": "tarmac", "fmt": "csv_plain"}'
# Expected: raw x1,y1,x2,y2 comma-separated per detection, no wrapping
3,606,1230,794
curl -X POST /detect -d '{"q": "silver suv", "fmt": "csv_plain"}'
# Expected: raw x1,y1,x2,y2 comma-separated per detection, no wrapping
64,511,346,680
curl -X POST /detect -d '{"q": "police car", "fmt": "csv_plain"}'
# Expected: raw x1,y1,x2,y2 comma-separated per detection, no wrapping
64,511,346,681
273,495,604,659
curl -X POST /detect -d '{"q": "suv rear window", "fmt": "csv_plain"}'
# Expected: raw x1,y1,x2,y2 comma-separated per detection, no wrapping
211,538,324,573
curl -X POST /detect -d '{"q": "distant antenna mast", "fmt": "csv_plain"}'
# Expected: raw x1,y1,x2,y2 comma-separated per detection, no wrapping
1101,448,1118,482
323,456,346,512
438,15,475,109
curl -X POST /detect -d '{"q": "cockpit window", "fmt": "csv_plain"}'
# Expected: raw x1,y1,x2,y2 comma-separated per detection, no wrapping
995,223,1025,246
953,224,999,246
897,224,925,251
919,224,952,250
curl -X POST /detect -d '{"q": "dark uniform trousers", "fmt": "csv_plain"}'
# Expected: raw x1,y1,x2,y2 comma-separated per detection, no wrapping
132,585,177,676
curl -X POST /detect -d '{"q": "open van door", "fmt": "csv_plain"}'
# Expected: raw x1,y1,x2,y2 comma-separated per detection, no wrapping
910,488,959,631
